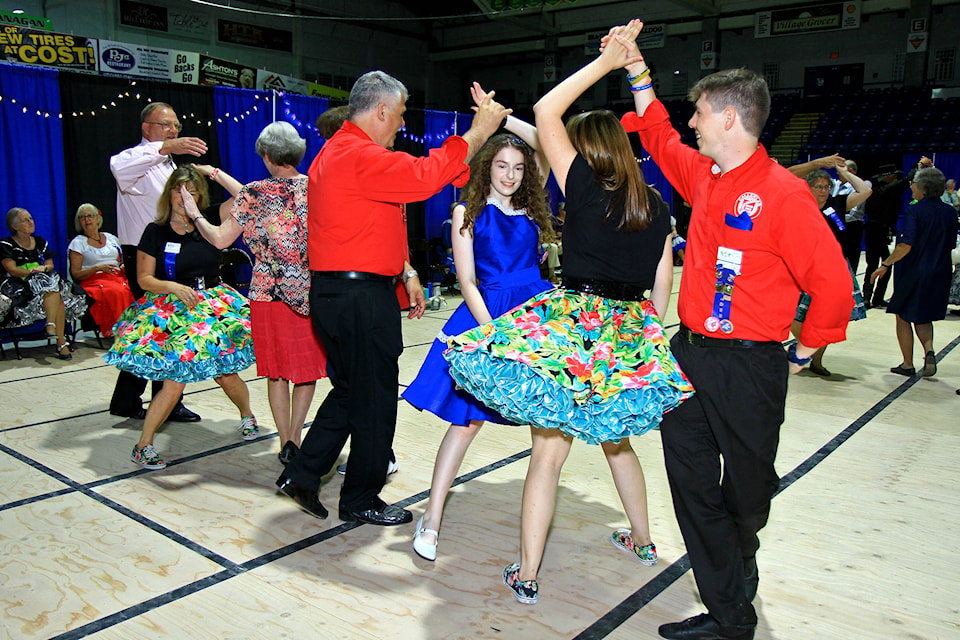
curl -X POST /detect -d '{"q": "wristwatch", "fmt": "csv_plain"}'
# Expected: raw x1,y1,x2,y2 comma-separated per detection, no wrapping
402,269,419,283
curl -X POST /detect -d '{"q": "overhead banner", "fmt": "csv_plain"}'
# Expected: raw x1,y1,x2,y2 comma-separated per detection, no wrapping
1,27,98,72
118,0,167,32
217,19,292,52
198,54,256,88
99,39,171,80
755,1,860,38
0,10,51,31
171,50,200,84
258,70,309,94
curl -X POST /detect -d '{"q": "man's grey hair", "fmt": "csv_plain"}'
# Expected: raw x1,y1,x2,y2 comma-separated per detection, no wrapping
913,167,945,199
255,121,306,167
348,71,408,119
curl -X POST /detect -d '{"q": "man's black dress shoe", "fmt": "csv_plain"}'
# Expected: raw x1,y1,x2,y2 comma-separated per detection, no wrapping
744,557,759,602
167,404,202,422
276,473,328,518
659,614,755,640
278,441,299,465
110,407,147,420
339,497,412,526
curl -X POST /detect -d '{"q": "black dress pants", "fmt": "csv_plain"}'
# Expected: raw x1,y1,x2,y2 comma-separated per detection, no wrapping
284,275,402,511
862,221,892,305
660,331,788,628
841,220,864,275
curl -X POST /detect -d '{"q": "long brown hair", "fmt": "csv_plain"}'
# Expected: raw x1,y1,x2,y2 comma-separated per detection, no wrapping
459,134,554,242
566,110,653,232
156,165,210,225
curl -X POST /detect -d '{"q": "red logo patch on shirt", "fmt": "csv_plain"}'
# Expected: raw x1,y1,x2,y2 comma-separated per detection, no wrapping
735,192,763,219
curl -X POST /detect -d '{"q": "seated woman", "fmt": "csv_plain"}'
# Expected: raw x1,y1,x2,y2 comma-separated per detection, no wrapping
0,207,87,359
68,203,135,337
104,166,257,470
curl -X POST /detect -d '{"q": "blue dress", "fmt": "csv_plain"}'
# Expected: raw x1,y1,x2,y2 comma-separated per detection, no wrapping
402,199,554,425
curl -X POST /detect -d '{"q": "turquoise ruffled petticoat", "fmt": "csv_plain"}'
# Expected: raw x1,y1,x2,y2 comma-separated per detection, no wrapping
443,288,694,445
104,284,255,383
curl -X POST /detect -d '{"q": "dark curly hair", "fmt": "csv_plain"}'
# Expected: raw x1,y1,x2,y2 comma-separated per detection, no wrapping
459,134,554,242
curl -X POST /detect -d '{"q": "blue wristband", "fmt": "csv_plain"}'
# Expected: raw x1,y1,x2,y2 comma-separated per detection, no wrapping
787,343,812,366
630,82,654,93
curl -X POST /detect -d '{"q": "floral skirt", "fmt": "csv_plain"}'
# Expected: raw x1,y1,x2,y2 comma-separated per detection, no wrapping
795,263,866,323
443,288,695,445
103,284,255,383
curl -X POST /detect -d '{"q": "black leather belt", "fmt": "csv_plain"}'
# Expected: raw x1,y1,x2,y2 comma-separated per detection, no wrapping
679,325,779,349
562,275,647,302
312,270,394,283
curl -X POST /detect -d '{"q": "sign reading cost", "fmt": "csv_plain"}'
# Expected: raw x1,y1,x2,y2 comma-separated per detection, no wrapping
2,26,97,70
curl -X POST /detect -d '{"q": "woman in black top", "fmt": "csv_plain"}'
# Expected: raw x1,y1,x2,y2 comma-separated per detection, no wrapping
445,41,693,604
104,166,256,470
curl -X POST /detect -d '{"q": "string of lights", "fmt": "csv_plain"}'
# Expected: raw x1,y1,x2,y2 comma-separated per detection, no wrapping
186,0,531,22
0,80,462,148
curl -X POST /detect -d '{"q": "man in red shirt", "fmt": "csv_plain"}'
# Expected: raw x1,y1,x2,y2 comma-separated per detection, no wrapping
609,21,852,639
276,71,510,526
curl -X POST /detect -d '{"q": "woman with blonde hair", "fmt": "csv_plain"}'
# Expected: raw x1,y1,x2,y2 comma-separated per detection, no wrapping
68,203,135,337
105,166,256,470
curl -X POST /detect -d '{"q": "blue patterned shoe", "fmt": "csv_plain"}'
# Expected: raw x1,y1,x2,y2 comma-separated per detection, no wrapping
611,528,658,566
503,563,538,604
238,416,259,441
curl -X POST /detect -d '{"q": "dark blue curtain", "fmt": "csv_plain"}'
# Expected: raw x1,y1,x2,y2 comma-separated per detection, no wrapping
212,86,273,188
277,92,329,171
423,110,461,241
0,63,68,272
640,155,672,215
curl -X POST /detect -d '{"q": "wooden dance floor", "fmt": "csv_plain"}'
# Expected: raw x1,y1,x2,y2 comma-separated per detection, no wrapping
1,265,957,639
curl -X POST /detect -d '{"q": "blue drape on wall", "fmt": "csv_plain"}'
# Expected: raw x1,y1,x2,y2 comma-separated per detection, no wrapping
278,92,329,171
213,87,273,188
639,155,672,215
423,110,461,241
0,63,68,272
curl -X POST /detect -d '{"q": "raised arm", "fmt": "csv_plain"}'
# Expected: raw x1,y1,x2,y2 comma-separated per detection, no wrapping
459,91,512,165
470,82,550,185
786,154,845,178
181,184,243,249
837,165,872,211
537,20,644,191
192,164,243,222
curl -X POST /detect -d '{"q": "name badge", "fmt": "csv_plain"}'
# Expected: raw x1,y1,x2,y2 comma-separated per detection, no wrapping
705,246,743,334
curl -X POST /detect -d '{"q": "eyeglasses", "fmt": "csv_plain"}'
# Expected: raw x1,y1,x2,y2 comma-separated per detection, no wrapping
144,120,182,133
811,184,831,191
78,214,98,220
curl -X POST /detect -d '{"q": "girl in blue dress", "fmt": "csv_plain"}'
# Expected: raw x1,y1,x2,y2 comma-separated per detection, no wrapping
403,84,556,561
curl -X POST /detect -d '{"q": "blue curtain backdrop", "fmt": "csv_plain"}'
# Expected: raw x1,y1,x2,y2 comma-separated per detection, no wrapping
0,63,68,273
278,92,329,171
422,110,462,242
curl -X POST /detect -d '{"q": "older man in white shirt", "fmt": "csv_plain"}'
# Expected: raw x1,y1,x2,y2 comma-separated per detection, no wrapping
107,103,208,421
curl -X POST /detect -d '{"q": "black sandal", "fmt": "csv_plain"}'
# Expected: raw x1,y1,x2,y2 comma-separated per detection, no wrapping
55,341,72,360
890,364,915,377
922,351,937,377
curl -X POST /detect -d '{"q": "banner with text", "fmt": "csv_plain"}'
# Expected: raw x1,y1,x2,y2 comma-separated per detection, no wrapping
755,1,860,38
99,39,171,80
1,27,98,72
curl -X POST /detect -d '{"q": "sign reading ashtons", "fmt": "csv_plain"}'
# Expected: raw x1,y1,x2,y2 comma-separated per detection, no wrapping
1,26,97,71
755,1,860,38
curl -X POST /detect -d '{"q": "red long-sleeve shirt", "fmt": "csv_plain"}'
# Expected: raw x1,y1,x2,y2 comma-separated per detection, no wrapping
622,102,852,347
308,120,470,275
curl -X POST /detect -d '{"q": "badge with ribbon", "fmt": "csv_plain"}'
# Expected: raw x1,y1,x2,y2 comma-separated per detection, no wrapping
163,242,181,282
705,246,742,334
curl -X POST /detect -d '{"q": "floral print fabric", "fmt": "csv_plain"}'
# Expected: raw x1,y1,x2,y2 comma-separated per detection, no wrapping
231,176,311,315
444,288,694,444
104,284,255,383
